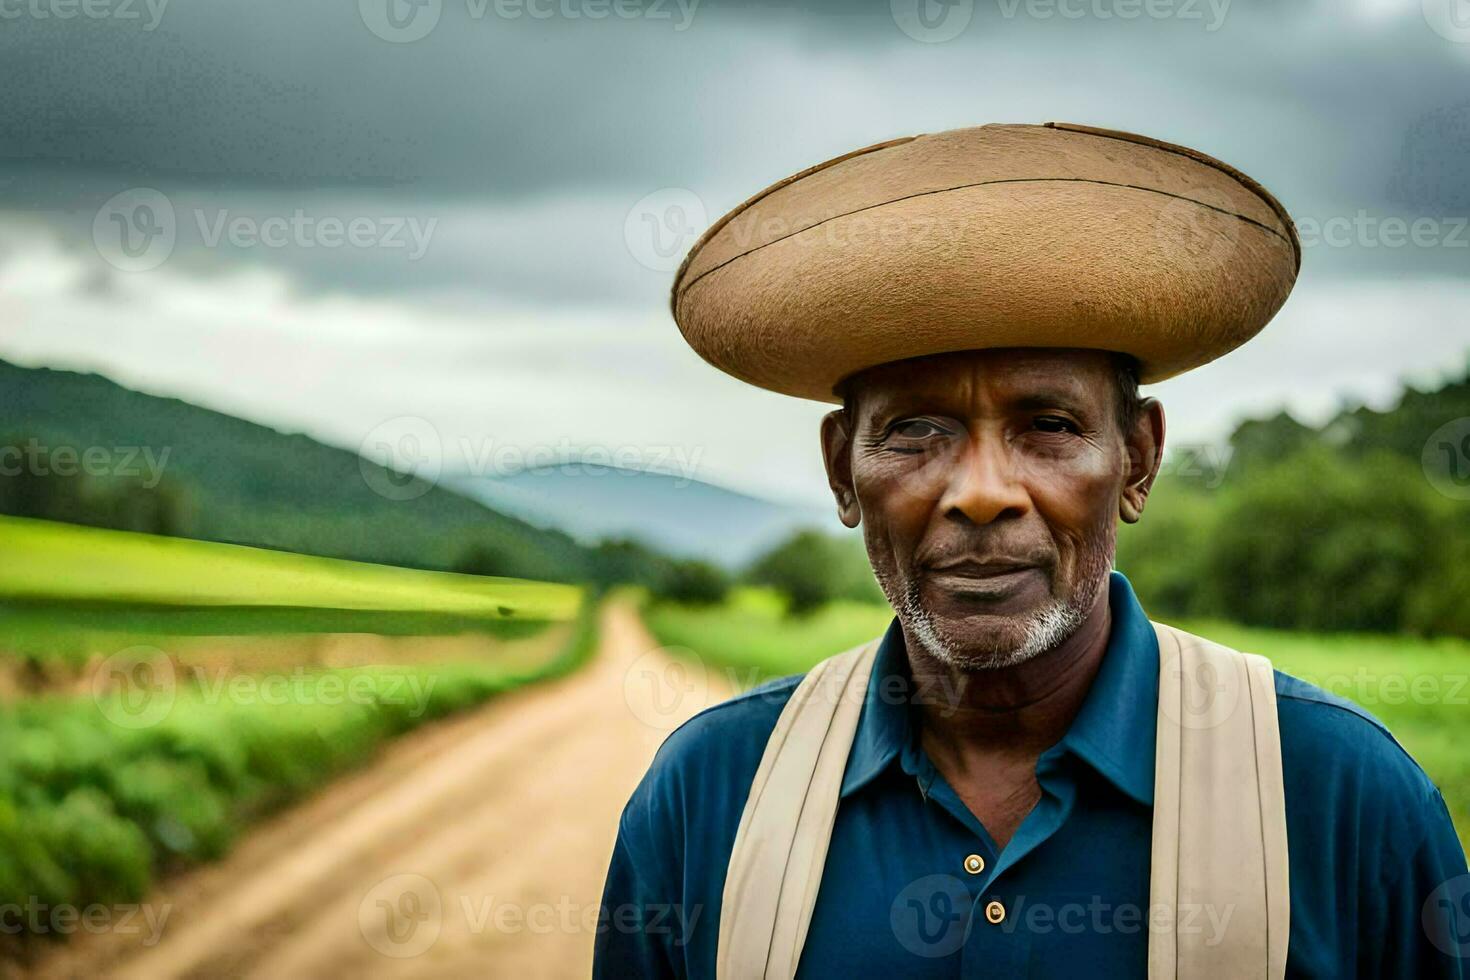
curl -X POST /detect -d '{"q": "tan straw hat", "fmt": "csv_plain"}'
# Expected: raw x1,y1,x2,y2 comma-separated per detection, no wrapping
671,122,1300,402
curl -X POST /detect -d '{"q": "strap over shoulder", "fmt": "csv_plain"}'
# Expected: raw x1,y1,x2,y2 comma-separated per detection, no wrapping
716,639,880,980
1149,621,1289,980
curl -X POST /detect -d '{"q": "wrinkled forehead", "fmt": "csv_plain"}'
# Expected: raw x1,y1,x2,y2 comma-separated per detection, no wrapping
840,348,1121,420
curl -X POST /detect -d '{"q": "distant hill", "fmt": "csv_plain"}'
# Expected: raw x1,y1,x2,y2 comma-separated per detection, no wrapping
0,359,592,583
449,465,835,568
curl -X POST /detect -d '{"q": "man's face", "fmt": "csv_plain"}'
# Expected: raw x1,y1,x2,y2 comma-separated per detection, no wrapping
821,348,1162,670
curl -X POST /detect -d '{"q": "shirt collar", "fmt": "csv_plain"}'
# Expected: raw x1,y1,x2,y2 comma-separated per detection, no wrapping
839,571,1159,806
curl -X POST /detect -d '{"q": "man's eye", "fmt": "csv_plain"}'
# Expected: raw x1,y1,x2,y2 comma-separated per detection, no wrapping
891,419,947,440
1032,415,1079,434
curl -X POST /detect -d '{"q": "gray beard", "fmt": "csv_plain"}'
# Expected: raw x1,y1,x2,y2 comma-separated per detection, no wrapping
879,544,1114,672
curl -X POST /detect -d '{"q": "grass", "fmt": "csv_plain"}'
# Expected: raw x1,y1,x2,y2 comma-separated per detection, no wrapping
0,514,580,670
0,515,581,621
643,587,892,690
644,590,1470,845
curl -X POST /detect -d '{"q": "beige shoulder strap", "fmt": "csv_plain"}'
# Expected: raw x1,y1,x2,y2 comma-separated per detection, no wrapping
715,639,880,980
1149,621,1289,979
716,623,1288,980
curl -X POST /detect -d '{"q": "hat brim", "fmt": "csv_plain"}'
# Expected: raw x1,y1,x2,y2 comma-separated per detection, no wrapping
672,122,1299,401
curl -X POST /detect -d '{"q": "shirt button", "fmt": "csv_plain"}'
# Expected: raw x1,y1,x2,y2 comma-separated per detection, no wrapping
984,900,1006,924
963,854,985,875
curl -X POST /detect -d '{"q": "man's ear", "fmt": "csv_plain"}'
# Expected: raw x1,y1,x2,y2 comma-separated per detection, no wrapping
1120,398,1165,524
820,409,861,528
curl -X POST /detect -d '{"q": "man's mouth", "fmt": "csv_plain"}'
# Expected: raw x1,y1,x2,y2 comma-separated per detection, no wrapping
921,558,1046,596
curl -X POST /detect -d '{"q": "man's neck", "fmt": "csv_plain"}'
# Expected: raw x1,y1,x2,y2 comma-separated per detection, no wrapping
905,588,1113,764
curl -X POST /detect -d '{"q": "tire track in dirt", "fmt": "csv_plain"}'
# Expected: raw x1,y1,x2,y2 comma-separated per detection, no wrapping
32,599,733,979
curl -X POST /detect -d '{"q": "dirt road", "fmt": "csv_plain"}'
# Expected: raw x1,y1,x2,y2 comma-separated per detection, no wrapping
34,599,734,979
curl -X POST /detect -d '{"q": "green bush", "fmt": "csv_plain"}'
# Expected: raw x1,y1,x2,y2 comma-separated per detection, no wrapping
1203,450,1441,632
745,529,881,616
653,559,730,606
746,530,840,616
1120,446,1469,637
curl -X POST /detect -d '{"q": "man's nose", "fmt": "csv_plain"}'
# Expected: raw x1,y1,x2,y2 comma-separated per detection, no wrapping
937,439,1030,526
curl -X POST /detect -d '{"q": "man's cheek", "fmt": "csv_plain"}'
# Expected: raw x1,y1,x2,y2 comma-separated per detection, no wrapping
864,458,949,513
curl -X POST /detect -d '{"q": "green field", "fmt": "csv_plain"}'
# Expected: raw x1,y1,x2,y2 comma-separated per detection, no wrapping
0,515,580,619
644,589,1470,844
0,516,592,945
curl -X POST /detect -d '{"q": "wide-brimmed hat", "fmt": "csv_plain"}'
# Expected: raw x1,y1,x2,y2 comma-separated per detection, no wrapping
671,122,1299,402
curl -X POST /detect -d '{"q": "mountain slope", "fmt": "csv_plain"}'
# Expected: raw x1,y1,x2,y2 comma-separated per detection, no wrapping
0,359,591,582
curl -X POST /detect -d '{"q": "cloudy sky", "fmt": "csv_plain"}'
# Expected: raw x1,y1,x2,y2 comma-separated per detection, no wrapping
1,0,1467,506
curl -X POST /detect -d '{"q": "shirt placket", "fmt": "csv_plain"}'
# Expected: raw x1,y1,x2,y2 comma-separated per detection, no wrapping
906,741,1080,976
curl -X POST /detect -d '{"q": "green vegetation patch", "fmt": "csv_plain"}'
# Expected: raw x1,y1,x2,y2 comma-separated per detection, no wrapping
642,587,892,689
0,515,581,622
0,599,598,947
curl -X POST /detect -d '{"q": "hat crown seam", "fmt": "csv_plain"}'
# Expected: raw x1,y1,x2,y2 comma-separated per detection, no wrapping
674,176,1295,304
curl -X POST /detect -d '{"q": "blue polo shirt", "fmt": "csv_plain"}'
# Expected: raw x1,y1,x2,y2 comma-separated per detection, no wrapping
595,574,1469,977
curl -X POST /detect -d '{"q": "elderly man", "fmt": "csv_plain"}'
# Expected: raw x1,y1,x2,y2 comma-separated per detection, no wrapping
594,124,1468,978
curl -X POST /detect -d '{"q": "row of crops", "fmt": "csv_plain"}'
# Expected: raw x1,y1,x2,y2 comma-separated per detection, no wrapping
0,516,594,950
